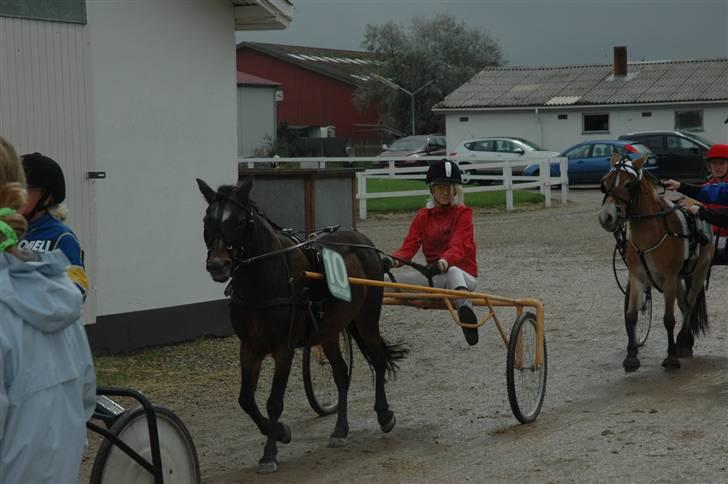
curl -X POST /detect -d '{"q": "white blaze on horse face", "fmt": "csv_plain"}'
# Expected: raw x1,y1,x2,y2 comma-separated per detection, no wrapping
221,205,233,223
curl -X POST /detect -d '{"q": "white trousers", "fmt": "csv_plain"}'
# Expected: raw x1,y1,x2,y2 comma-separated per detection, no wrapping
386,266,478,294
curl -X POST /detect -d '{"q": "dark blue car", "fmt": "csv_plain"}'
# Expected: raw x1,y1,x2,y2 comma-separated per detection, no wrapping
523,140,658,184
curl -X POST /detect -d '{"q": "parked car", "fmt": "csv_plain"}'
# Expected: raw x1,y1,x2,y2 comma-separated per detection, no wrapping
522,140,658,185
617,131,713,181
449,137,560,178
377,134,446,166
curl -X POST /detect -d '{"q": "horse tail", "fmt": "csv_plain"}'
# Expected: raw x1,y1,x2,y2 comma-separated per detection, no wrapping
347,323,408,379
687,286,709,336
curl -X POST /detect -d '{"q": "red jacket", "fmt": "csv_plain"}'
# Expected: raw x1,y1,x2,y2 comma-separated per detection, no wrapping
703,176,728,237
393,204,478,277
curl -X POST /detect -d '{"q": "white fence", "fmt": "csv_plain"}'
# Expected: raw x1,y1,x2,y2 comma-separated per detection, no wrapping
239,156,569,220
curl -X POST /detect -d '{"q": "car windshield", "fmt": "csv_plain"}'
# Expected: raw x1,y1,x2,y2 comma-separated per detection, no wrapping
386,136,427,151
680,132,714,147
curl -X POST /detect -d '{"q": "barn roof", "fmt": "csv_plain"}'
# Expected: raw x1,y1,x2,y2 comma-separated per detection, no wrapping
236,71,280,86
236,42,381,87
434,58,728,111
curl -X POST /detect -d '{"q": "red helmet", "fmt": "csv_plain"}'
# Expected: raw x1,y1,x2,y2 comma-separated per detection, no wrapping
706,144,728,160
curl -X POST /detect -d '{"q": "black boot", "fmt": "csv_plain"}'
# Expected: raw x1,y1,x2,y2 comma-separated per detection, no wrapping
456,290,478,346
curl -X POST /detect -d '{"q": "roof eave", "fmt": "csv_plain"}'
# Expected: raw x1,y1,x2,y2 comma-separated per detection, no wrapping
233,0,294,31
433,99,728,113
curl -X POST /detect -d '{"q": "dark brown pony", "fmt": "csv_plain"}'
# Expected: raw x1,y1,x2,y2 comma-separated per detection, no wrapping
598,154,713,371
197,176,406,473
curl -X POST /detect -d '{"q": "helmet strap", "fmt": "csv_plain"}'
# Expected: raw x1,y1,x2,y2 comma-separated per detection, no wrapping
26,190,51,222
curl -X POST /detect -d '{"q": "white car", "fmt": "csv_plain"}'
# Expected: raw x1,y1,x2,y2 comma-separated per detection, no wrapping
449,137,560,178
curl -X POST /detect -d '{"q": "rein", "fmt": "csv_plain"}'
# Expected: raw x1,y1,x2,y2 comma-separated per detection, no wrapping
606,157,704,293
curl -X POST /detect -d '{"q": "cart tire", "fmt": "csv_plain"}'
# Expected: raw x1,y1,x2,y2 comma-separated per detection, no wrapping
90,405,201,484
624,283,652,348
303,329,353,416
507,312,547,424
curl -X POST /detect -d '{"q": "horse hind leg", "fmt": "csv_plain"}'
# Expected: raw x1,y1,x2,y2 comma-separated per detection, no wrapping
676,275,709,358
349,312,407,434
623,283,641,372
662,284,681,369
320,332,351,448
675,281,695,358
257,347,295,474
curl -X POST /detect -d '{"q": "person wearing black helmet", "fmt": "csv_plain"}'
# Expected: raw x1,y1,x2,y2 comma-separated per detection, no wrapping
386,159,480,345
17,153,88,298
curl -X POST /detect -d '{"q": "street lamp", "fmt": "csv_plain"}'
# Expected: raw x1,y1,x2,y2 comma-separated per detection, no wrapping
370,74,435,135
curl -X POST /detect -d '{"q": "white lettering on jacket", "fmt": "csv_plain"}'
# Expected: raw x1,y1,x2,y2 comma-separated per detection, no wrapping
18,240,52,252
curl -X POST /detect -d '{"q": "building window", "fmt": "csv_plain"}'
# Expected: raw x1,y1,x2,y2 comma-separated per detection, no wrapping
675,110,703,132
583,113,609,133
0,0,86,24
558,114,568,120
641,112,652,117
459,116,469,122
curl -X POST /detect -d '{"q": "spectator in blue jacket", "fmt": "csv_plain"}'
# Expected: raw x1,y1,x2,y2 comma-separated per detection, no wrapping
0,137,96,484
18,152,88,298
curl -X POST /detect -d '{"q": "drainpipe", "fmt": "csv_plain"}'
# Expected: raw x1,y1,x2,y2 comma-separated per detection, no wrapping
535,108,544,147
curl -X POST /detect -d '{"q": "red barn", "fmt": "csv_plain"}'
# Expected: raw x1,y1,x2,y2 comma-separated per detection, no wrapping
236,42,384,151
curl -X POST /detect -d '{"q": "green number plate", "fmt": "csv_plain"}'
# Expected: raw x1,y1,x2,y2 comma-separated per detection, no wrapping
322,247,351,302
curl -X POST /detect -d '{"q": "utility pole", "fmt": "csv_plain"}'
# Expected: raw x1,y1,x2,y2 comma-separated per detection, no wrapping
371,74,435,135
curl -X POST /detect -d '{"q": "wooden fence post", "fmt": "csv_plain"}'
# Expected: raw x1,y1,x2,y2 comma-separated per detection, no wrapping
504,164,513,211
540,159,551,208
357,172,367,220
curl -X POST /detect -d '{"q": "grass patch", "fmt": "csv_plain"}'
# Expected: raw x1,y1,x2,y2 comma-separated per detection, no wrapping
365,178,544,212
93,337,240,388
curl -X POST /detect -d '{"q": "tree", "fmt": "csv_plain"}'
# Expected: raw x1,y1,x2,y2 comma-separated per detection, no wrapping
356,14,505,136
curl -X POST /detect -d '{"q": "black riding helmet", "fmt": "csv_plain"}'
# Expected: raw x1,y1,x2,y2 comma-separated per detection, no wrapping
21,153,66,220
426,159,462,185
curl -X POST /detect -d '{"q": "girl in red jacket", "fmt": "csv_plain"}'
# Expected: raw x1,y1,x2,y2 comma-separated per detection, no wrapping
386,159,480,345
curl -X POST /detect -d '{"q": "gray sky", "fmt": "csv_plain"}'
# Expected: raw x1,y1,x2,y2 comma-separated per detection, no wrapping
236,0,728,66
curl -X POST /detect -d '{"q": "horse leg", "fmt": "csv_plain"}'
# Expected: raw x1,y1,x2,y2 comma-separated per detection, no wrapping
321,332,351,448
662,283,681,369
623,282,641,372
675,280,695,358
237,346,291,443
258,347,295,474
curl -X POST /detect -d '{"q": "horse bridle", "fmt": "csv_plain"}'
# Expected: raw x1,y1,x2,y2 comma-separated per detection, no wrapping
204,195,257,270
600,155,643,223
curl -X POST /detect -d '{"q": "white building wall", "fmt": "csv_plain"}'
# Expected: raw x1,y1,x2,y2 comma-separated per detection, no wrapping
237,86,277,157
0,16,97,322
446,104,728,154
87,1,237,316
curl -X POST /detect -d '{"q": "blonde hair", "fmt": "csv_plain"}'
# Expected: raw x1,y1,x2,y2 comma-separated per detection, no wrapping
0,137,28,253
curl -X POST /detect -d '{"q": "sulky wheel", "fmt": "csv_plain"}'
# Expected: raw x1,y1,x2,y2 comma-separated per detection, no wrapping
613,245,629,295
624,283,652,348
303,329,353,416
506,312,547,424
89,405,201,484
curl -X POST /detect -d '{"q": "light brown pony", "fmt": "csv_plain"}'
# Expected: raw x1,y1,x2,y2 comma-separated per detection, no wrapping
598,154,713,371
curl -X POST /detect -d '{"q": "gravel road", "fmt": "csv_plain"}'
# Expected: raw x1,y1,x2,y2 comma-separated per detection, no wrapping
82,188,728,483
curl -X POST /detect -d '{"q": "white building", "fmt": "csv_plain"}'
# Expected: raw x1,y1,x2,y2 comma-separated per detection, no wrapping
237,71,280,157
0,0,294,352
435,48,728,154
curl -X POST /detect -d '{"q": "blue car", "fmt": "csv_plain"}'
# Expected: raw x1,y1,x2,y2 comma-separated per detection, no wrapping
522,140,658,184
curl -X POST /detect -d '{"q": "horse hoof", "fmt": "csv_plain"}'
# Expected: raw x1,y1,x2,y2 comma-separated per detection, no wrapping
328,437,347,448
381,414,396,433
676,347,694,358
623,356,640,372
662,357,681,369
257,461,278,474
278,423,291,444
